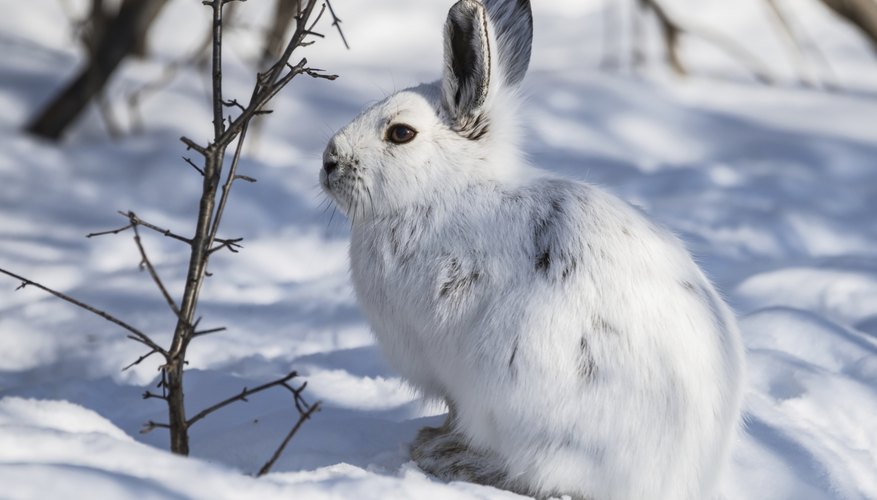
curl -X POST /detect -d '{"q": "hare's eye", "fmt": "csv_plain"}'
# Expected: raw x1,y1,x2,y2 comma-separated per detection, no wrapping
386,124,417,144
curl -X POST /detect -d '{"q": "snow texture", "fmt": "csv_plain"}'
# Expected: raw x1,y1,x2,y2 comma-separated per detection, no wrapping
1,0,876,499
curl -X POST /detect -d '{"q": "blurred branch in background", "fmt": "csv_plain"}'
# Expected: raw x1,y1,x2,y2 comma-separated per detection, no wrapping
261,0,303,69
765,0,839,89
633,0,776,83
819,0,877,52
27,0,169,140
603,0,877,90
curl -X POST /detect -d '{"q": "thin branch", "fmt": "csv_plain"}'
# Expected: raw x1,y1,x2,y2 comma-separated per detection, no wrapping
180,136,209,156
184,156,205,176
143,390,168,401
141,420,171,434
186,371,300,428
87,222,134,238
131,223,182,318
208,237,243,254
121,211,193,245
257,400,321,476
0,267,166,355
211,0,225,139
222,98,245,111
325,0,350,50
305,4,328,36
206,86,257,252
122,348,162,371
192,326,226,337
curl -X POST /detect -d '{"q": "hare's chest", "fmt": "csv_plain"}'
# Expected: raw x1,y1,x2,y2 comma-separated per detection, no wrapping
349,216,488,331
349,218,433,322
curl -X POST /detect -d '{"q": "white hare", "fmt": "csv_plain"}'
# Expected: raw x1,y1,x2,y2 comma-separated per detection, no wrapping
320,1,745,498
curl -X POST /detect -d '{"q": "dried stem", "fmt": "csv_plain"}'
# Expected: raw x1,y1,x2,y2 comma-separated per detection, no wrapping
324,0,349,50
186,371,300,428
132,223,182,319
257,396,321,476
0,267,165,355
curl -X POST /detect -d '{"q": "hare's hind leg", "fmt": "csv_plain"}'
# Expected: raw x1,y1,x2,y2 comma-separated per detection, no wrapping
410,404,521,494
410,405,586,500
411,423,508,487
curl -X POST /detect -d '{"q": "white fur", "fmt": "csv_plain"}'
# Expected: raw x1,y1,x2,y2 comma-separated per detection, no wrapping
320,1,745,499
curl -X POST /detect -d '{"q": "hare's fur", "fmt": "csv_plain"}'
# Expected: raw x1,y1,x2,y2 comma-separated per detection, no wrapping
320,1,745,499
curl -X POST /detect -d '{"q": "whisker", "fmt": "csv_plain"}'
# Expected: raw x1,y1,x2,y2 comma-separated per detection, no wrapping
317,197,331,212
328,206,338,228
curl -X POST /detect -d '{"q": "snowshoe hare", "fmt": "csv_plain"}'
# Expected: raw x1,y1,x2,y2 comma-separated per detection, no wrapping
320,1,745,498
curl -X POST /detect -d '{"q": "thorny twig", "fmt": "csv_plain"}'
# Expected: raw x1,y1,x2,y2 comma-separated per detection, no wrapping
132,223,182,319
257,383,322,476
186,371,301,428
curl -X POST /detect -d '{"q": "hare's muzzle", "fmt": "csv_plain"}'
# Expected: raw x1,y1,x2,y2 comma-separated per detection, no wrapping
323,159,339,175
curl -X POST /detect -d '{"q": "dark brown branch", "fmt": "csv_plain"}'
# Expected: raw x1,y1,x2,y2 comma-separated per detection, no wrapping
122,348,161,371
186,371,300,428
143,390,168,401
192,326,226,337
206,86,257,253
180,136,209,156
211,1,226,139
325,0,350,50
184,157,205,176
257,399,321,476
122,211,192,245
141,420,171,434
87,222,134,238
222,98,246,112
208,238,244,254
0,267,165,355
131,223,182,319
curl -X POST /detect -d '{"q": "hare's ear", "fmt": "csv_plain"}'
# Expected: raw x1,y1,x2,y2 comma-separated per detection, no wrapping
482,0,533,86
442,0,491,124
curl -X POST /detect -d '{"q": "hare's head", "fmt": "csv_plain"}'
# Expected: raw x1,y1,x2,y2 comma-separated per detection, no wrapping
321,0,533,220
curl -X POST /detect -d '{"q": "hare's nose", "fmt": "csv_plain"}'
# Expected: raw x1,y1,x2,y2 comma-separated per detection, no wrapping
323,159,339,174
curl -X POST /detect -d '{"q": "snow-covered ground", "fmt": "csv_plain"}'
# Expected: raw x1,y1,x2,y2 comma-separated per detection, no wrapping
1,0,876,498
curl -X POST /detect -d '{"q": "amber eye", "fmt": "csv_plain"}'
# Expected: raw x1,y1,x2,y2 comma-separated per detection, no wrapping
386,124,417,144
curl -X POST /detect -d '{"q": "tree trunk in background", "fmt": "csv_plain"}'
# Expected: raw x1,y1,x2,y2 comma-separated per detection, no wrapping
820,0,877,52
25,0,168,140
261,0,301,68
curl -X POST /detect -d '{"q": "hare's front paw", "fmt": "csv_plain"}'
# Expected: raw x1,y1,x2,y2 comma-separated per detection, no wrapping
411,426,508,487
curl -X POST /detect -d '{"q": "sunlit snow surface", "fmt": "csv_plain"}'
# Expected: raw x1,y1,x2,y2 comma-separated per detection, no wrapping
1,1,876,499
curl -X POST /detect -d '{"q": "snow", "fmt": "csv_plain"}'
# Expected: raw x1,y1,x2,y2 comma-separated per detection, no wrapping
1,0,876,499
